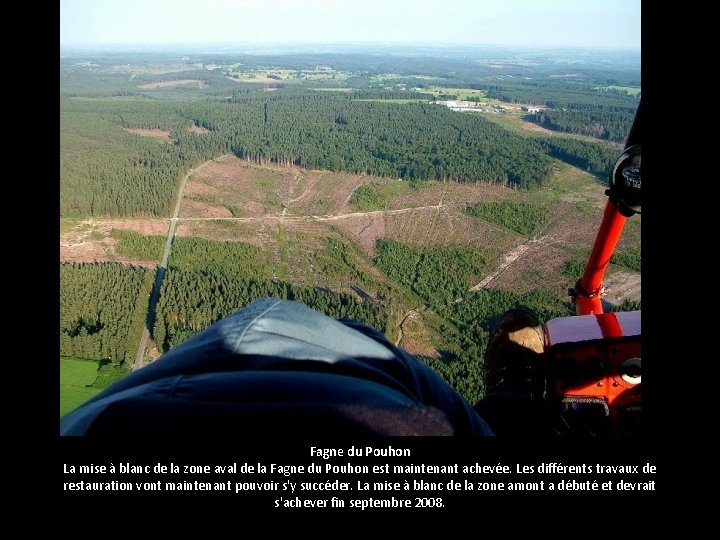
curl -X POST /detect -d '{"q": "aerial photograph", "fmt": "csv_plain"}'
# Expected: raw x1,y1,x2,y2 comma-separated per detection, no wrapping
60,0,641,437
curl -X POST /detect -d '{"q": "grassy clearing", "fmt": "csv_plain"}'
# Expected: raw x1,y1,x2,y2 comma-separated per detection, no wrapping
350,181,411,212
311,87,353,92
60,218,79,235
596,85,641,96
229,69,350,83
526,160,606,206
483,112,624,150
480,113,537,136
425,86,489,101
354,98,428,104
60,357,101,416
60,357,132,416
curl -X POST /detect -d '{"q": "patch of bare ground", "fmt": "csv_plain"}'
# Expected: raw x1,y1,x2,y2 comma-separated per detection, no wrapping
60,219,168,266
519,120,562,136
145,339,162,362
387,181,444,209
603,271,641,305
184,181,221,198
397,310,441,358
616,217,641,251
292,171,369,216
331,213,387,257
427,211,520,252
549,165,607,208
544,205,605,249
227,75,283,84
484,243,570,294
125,127,171,139
187,157,286,216
111,63,196,75
179,199,233,218
331,206,519,258
186,157,384,218
174,220,267,247
100,219,169,236
187,124,210,134
137,79,202,89
440,180,510,208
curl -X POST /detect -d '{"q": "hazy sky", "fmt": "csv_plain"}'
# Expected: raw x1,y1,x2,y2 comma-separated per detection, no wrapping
60,0,641,49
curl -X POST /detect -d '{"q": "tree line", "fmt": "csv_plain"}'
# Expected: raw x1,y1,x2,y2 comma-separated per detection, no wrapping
60,263,154,364
538,137,620,179
530,108,634,143
61,86,635,218
153,271,386,353
61,92,559,218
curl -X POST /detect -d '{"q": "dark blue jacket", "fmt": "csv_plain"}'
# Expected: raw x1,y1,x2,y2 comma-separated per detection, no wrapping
61,298,492,436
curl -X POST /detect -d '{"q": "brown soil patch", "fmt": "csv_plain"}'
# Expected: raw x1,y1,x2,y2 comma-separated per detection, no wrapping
187,124,210,134
333,213,385,256
60,219,168,267
330,206,518,258
186,158,286,217
185,158,379,218
485,242,570,294
227,75,282,85
397,310,441,358
110,63,196,75
185,181,220,198
603,271,641,305
519,120,560,136
616,217,641,251
179,199,233,218
145,340,162,361
100,219,169,236
545,205,604,249
125,127,171,139
439,180,508,208
387,182,444,209
175,219,269,247
137,79,202,89
307,172,369,215
60,237,113,265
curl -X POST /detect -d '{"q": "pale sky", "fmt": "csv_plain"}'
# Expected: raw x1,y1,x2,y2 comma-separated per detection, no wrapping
60,0,641,49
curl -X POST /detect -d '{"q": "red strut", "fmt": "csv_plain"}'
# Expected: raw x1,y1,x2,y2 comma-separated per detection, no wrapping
574,200,627,315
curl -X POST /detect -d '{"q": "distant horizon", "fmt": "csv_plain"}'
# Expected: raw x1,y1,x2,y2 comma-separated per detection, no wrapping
60,0,641,50
60,41,640,51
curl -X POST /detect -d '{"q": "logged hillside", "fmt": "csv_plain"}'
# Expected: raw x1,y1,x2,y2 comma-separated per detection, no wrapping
61,156,640,404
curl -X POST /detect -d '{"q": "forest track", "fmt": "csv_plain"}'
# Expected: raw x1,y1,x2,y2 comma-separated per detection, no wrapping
178,204,444,223
466,205,569,293
469,239,539,292
133,159,213,370
395,309,419,347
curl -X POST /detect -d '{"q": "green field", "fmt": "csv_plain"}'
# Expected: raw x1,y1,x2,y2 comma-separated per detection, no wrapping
60,357,101,416
311,87,353,92
425,86,489,101
354,98,427,104
597,85,641,96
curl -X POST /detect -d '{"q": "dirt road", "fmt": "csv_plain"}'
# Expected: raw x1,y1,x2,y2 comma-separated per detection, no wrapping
132,160,212,370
